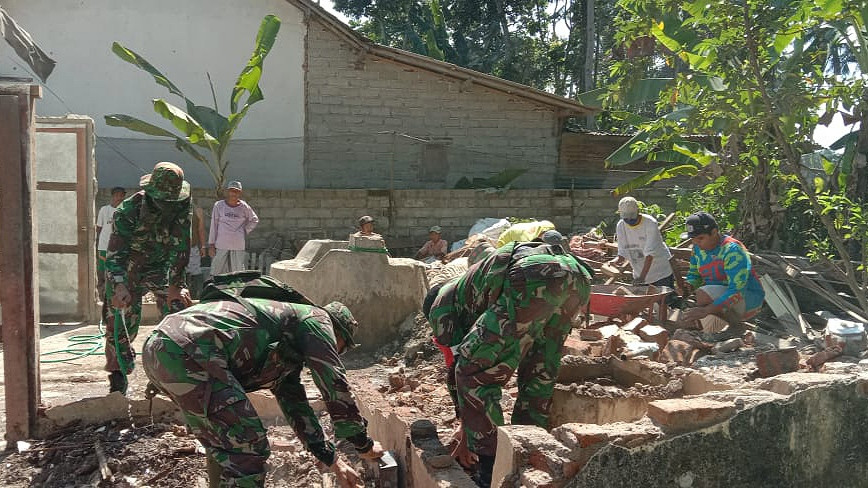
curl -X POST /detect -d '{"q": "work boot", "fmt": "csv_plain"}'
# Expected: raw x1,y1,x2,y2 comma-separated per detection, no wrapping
108,371,128,395
472,454,495,487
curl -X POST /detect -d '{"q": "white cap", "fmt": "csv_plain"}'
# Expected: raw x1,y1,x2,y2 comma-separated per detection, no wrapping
618,196,639,219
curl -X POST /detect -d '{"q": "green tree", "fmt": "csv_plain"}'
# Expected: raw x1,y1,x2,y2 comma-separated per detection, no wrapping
105,15,281,193
598,0,868,314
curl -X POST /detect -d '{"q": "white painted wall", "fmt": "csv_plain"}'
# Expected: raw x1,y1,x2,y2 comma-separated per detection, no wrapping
0,0,306,189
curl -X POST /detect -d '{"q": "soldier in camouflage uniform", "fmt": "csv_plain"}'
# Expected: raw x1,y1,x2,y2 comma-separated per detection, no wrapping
142,298,383,488
425,241,591,486
104,162,193,394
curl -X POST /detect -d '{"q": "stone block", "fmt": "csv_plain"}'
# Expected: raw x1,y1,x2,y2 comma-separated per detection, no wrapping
756,348,800,378
646,398,735,434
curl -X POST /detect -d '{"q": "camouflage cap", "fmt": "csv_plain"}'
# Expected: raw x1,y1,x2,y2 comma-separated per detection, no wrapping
323,301,359,349
139,162,190,202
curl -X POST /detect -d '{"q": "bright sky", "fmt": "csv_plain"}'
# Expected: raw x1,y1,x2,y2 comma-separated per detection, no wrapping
319,0,350,23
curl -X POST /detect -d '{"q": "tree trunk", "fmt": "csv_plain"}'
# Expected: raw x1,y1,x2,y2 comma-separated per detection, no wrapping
583,0,595,129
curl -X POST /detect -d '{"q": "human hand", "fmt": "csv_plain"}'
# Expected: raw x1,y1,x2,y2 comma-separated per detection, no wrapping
450,426,478,468
208,246,216,258
168,285,192,308
357,441,384,461
331,459,364,488
111,283,131,309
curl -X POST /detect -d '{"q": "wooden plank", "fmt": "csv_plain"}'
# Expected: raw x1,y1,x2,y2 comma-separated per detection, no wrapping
0,87,41,442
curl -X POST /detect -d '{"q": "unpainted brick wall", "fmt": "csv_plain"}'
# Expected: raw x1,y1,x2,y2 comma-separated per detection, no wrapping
304,18,562,189
97,188,673,256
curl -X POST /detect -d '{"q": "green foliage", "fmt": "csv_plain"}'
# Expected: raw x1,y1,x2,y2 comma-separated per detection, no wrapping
334,0,621,99
602,0,868,313
105,15,282,191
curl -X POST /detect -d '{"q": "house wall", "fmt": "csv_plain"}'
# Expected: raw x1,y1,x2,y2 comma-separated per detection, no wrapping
0,0,307,190
97,188,673,256
304,17,564,190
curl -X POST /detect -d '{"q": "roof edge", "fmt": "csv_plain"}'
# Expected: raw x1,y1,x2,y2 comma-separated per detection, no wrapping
286,0,596,115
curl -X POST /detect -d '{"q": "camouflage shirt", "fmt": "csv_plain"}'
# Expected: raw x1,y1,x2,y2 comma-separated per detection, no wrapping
105,191,191,288
156,299,369,466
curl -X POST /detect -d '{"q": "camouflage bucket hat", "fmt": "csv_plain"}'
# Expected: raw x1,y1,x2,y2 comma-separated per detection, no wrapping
323,301,359,349
140,162,191,202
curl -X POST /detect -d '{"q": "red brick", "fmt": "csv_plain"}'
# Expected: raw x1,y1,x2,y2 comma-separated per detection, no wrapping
756,348,799,377
578,328,603,341
561,337,592,356
647,398,735,434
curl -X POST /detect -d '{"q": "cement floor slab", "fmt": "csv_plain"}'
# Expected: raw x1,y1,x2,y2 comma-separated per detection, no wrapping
0,321,158,449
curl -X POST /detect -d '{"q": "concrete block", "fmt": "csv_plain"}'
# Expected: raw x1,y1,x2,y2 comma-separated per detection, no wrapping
646,398,735,434
756,348,800,378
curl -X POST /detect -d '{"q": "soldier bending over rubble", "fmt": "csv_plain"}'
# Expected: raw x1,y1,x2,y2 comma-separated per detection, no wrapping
425,241,591,486
142,275,383,488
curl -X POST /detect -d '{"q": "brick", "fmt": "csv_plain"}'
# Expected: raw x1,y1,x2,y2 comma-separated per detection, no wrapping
561,337,592,356
578,328,603,341
756,348,800,378
647,398,735,434
622,317,648,334
638,325,669,349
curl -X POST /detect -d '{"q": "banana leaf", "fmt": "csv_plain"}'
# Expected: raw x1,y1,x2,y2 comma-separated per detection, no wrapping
612,164,699,196
231,14,281,113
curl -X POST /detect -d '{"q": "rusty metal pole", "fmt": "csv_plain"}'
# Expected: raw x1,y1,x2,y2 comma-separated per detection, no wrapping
0,82,42,442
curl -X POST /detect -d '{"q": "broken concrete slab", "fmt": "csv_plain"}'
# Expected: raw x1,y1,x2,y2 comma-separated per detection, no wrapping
35,393,182,438
757,372,849,396
492,425,578,488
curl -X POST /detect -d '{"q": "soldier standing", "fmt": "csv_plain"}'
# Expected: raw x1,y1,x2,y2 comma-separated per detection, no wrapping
103,162,193,394
425,241,591,486
142,297,383,488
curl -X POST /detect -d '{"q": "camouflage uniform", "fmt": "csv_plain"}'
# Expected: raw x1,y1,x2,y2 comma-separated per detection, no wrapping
104,163,191,377
142,299,373,488
429,242,591,462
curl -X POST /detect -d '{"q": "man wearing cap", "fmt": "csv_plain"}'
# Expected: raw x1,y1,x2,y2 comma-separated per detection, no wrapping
142,294,384,488
609,196,685,292
680,211,765,338
104,162,193,394
96,186,126,300
423,241,591,485
353,215,380,238
415,226,448,262
209,180,259,275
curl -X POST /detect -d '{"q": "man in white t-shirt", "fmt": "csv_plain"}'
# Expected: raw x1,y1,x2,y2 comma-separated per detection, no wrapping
208,180,259,275
609,197,685,294
95,186,126,300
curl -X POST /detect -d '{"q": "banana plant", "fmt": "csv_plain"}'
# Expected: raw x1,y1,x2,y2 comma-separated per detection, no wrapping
105,14,281,193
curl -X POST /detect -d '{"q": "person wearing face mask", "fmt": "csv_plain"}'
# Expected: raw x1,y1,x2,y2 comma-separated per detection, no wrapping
103,162,193,395
609,197,684,295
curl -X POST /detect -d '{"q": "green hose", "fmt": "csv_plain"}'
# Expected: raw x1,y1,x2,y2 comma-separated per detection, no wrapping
39,322,106,363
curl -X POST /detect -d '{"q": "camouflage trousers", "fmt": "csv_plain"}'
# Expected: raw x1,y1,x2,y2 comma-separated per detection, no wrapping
102,276,170,373
142,328,270,488
455,259,590,457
